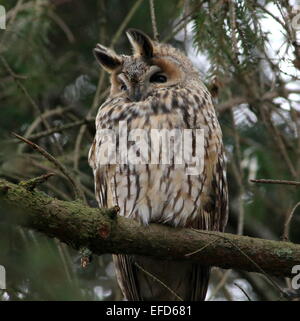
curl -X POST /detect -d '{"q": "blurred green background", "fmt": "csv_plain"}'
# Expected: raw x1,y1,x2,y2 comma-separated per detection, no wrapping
0,0,300,301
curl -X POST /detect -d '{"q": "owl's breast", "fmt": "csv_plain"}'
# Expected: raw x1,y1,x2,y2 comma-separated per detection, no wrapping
90,88,222,227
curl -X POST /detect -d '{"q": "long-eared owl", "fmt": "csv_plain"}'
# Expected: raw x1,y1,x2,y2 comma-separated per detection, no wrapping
88,29,228,301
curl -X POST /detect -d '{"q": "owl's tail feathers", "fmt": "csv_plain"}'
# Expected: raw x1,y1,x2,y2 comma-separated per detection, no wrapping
113,254,210,301
191,265,211,301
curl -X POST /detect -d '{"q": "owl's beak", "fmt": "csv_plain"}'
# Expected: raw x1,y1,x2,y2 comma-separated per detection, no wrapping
129,86,142,102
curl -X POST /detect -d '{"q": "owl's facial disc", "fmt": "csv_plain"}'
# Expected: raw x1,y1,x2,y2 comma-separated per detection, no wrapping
111,58,183,101
116,73,145,102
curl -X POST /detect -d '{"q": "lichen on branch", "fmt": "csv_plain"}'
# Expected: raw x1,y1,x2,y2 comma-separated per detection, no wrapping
0,178,299,278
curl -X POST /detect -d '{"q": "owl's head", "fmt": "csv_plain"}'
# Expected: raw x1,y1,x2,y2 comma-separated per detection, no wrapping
93,29,200,102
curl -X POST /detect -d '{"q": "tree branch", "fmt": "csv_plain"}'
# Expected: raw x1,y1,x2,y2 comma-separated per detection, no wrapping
0,178,299,278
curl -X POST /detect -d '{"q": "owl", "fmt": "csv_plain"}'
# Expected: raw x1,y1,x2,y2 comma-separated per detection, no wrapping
88,29,228,301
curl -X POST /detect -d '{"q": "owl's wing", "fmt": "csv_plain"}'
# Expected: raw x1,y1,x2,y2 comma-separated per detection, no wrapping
192,94,228,232
213,150,229,232
203,149,228,232
113,254,142,301
88,137,109,208
189,123,228,300
113,253,210,301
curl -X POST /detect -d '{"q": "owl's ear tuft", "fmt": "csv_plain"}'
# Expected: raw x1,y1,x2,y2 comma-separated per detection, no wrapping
93,44,122,73
126,29,153,58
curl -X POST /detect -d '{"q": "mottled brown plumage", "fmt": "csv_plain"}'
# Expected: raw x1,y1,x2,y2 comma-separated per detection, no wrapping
88,29,228,301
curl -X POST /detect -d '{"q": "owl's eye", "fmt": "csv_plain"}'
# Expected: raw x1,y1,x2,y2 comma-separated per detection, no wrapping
150,73,167,83
120,84,127,91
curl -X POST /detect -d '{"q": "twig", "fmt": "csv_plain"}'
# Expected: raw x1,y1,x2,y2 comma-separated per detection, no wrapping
19,173,55,191
183,0,189,46
0,56,42,117
256,2,288,33
46,182,73,201
238,271,276,301
208,269,232,300
191,229,285,296
250,179,300,186
149,0,159,41
134,262,183,301
0,55,64,154
47,11,75,43
283,201,300,242
263,103,298,179
217,89,300,113
185,237,219,256
22,118,95,141
0,59,27,79
12,132,85,202
234,282,252,301
21,106,74,141
274,0,295,44
229,0,239,64
162,0,206,42
110,0,145,48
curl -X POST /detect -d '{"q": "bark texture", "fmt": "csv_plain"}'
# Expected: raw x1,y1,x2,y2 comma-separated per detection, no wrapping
0,178,299,277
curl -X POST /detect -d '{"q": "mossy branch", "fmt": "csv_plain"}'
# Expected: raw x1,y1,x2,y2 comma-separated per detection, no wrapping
0,178,299,278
